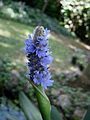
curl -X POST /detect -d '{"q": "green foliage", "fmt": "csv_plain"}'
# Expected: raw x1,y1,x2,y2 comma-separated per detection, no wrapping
0,56,30,97
33,84,51,120
13,0,60,19
0,57,16,86
60,0,90,44
0,91,64,120
2,0,12,4
1,0,90,45
44,0,60,19
51,106,63,120
19,91,43,120
83,107,90,120
0,97,26,120
29,0,44,10
19,86,64,120
0,2,73,37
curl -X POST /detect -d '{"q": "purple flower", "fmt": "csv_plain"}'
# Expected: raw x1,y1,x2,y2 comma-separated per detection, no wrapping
24,26,53,89
41,56,53,66
36,47,48,58
24,38,35,54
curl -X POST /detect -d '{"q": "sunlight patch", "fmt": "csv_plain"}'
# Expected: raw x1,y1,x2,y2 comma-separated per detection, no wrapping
0,29,11,37
25,31,31,36
0,42,12,48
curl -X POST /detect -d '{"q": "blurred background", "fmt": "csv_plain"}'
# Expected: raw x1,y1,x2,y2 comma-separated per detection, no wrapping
0,0,90,120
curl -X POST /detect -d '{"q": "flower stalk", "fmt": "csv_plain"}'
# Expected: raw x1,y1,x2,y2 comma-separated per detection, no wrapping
32,82,51,120
24,26,53,120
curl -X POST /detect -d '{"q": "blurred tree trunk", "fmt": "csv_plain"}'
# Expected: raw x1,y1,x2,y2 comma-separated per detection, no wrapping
42,0,49,13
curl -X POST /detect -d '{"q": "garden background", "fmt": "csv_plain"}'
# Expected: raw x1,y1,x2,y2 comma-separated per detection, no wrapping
0,0,90,120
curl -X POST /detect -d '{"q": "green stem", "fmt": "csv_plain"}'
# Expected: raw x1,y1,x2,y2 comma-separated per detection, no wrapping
32,82,51,120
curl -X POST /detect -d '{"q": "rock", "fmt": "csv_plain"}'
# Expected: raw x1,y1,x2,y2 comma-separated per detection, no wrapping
51,89,60,96
58,94,72,109
51,88,65,96
10,69,21,85
72,107,85,120
11,69,20,79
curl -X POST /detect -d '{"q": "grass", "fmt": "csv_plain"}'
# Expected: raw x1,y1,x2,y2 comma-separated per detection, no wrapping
0,18,73,71
0,18,33,62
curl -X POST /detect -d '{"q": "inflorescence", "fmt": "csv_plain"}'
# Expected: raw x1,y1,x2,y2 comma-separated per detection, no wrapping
24,26,53,89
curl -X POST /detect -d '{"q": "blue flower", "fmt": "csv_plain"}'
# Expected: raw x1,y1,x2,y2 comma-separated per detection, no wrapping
41,56,53,66
36,47,48,58
24,26,53,89
24,38,35,54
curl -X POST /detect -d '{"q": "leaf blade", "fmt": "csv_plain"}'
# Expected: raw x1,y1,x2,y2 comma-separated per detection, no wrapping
51,106,63,120
19,91,43,120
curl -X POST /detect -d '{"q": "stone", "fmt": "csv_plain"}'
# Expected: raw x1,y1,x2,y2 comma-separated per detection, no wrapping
58,94,72,109
11,69,20,79
72,107,85,120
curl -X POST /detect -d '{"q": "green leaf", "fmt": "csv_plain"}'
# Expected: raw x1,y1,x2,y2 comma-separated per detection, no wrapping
19,91,43,120
6,114,18,120
0,97,26,120
51,106,63,120
32,83,51,120
83,107,90,120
